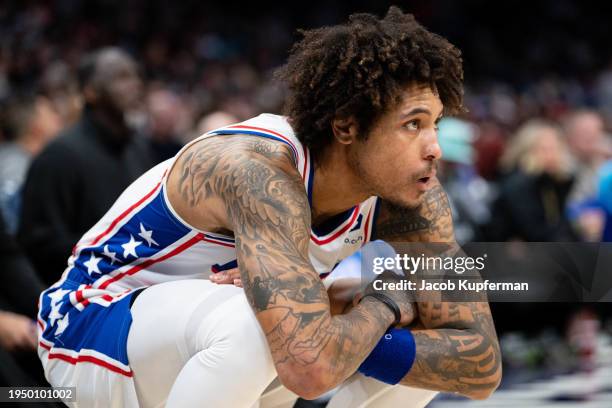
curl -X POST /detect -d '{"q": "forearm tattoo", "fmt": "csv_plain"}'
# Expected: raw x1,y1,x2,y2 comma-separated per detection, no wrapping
176,136,392,388
374,184,501,397
403,303,501,396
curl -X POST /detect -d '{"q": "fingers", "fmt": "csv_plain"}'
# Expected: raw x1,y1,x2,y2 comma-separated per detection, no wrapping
209,272,234,284
15,329,36,350
210,268,242,287
0,313,37,351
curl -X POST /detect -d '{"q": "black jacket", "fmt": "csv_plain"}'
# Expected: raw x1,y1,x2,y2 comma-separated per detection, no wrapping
487,171,578,242
17,110,156,285
0,213,44,317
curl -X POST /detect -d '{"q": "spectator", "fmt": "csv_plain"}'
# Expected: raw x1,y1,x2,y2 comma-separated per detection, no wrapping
562,110,612,240
195,110,239,135
563,110,609,203
146,87,187,162
39,61,82,127
17,47,155,285
0,94,62,234
437,117,495,243
487,120,578,241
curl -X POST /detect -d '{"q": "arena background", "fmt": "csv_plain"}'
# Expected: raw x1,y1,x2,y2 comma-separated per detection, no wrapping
1,0,611,407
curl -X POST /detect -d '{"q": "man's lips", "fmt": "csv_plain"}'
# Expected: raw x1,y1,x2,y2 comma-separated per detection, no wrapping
416,169,436,183
415,169,436,190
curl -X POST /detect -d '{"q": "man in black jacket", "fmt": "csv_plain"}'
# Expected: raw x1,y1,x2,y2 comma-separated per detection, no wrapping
18,48,155,285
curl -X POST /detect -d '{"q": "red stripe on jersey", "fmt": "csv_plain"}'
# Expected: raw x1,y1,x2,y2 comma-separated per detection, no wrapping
302,145,308,182
310,206,360,246
201,236,235,248
363,208,372,245
40,342,133,377
98,233,205,290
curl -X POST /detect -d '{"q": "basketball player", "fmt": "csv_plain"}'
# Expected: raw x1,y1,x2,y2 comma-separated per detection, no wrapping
37,7,501,407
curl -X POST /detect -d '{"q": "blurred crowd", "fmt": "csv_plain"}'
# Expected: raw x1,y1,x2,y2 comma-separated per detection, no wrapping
1,0,612,397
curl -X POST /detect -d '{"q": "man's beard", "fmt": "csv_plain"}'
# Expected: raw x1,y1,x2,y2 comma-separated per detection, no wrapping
353,156,436,210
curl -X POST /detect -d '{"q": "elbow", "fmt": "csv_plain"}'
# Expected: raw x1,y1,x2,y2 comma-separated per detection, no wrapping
466,383,499,401
276,363,335,400
464,350,503,400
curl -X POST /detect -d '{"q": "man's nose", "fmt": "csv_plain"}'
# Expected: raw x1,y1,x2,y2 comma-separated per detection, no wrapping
422,130,442,161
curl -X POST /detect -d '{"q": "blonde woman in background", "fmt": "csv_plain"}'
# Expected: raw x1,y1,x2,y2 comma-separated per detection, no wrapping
487,119,578,241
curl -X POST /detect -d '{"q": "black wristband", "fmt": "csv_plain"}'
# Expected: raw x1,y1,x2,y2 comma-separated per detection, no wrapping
360,292,402,326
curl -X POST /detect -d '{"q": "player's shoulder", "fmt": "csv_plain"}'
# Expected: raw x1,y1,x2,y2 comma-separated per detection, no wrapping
165,114,306,227
189,114,298,169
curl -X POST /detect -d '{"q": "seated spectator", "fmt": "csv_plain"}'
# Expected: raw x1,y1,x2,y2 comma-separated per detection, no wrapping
0,95,62,234
146,87,188,162
196,110,239,135
39,61,82,128
437,117,495,243
487,119,578,241
563,110,610,203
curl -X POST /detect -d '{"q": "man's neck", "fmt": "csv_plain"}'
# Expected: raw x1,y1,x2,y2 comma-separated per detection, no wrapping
88,106,130,142
311,145,370,225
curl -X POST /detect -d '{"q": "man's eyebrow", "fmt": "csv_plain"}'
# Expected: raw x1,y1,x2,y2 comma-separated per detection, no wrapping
400,107,432,118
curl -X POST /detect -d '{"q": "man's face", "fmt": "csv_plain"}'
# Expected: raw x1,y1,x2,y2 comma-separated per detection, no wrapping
349,84,443,208
568,113,605,163
94,51,142,113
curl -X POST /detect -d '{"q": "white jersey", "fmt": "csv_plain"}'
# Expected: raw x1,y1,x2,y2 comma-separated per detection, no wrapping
45,113,380,309
36,115,441,408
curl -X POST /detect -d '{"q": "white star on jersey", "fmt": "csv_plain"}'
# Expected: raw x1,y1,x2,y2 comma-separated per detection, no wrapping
49,301,63,327
55,313,70,336
48,288,69,306
84,253,102,275
138,223,159,247
103,244,119,265
122,235,142,259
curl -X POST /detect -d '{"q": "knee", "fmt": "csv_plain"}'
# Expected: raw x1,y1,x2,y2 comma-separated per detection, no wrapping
195,295,271,362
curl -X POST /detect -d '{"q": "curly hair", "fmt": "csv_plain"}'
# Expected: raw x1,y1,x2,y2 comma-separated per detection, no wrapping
275,6,464,161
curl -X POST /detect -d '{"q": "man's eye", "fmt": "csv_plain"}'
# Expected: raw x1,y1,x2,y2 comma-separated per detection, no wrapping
405,120,420,131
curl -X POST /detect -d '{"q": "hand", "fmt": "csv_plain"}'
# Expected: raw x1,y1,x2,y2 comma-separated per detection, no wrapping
360,270,416,327
327,277,362,315
209,268,242,287
0,311,38,351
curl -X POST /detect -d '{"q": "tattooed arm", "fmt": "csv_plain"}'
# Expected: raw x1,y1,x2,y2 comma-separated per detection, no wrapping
374,179,502,400
173,135,414,399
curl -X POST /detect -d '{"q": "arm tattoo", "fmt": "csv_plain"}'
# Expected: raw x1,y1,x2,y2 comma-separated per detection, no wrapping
402,302,501,397
374,182,502,398
175,135,394,390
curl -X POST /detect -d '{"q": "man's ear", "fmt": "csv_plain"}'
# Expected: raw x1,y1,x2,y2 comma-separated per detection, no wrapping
331,116,359,145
